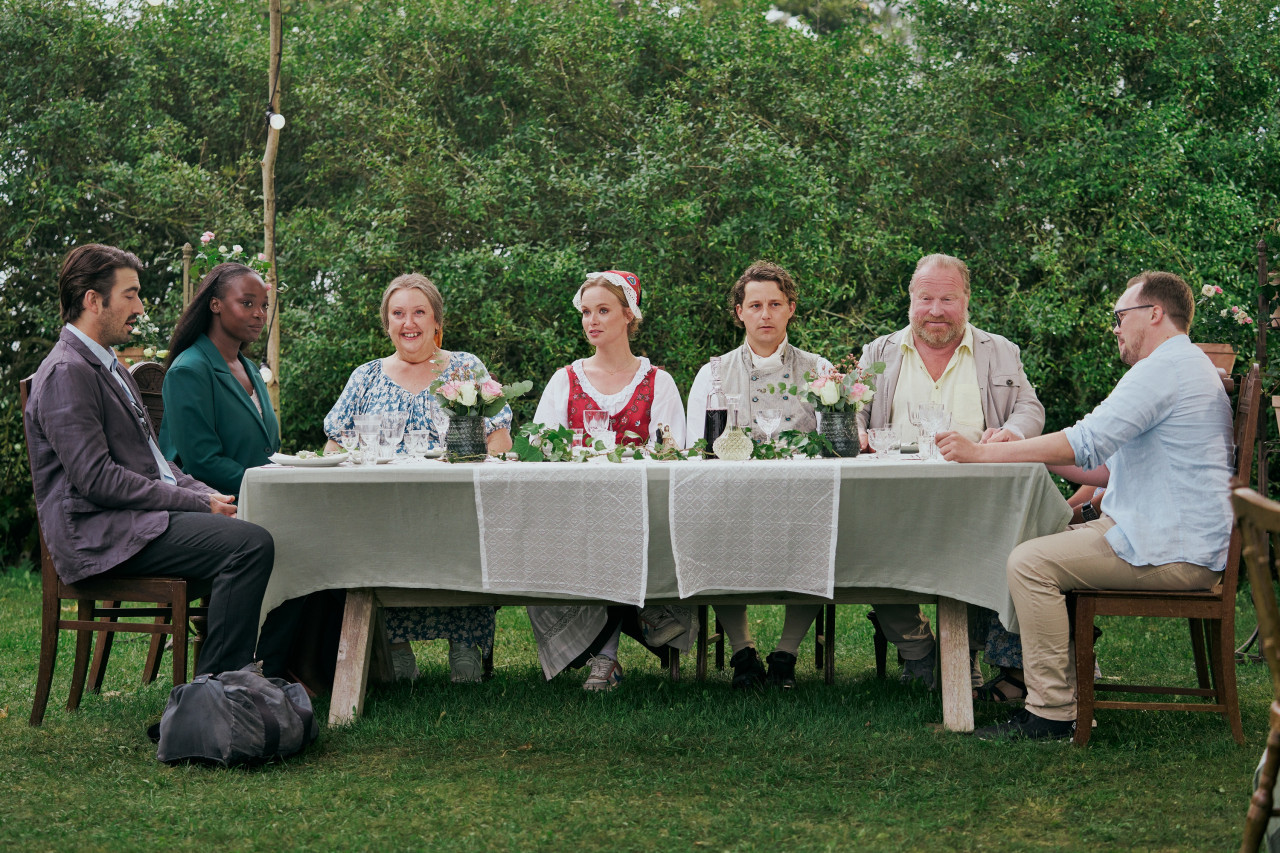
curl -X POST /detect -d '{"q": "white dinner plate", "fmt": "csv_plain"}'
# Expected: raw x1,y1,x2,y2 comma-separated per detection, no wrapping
270,452,349,467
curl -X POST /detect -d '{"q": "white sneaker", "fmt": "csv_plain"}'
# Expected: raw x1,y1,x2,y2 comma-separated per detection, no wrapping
639,606,689,647
449,642,484,684
583,655,624,692
390,643,419,681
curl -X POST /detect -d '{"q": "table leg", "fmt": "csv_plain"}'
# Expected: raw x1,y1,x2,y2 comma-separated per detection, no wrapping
329,589,376,727
937,597,974,732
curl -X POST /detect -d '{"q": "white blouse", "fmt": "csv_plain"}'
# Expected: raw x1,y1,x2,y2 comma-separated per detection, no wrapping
532,357,687,447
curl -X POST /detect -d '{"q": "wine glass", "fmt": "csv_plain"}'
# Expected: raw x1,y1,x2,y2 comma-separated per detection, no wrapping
380,410,409,457
354,414,381,465
338,428,358,457
868,427,896,458
754,407,781,444
918,405,950,459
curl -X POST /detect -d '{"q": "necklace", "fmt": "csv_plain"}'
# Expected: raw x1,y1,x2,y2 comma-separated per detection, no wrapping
591,356,639,376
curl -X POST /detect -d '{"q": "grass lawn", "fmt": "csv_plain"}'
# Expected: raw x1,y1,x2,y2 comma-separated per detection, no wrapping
0,568,1269,851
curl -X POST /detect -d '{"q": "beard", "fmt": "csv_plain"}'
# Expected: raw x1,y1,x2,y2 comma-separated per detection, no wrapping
911,312,968,348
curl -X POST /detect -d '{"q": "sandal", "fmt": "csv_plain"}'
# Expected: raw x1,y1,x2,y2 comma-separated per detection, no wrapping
974,670,1026,704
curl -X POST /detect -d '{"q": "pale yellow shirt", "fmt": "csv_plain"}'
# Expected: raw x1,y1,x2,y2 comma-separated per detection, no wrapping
889,324,985,442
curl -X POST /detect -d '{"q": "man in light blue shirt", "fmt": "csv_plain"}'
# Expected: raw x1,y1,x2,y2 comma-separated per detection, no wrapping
937,271,1232,739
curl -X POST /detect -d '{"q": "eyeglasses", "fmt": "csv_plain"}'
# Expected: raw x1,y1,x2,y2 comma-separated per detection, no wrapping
1112,304,1155,328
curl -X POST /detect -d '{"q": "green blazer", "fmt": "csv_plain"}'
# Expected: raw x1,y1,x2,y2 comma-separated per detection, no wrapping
159,334,280,497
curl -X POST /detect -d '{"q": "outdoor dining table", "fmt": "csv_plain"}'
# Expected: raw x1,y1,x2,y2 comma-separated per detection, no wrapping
239,454,1071,728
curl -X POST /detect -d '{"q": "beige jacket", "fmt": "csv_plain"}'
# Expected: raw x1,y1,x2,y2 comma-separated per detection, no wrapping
856,324,1045,439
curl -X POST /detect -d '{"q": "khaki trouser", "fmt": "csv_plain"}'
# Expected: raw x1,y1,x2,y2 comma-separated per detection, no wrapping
1007,516,1221,721
715,604,823,657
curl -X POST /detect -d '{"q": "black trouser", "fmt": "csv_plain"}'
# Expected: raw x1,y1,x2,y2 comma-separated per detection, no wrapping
111,511,291,676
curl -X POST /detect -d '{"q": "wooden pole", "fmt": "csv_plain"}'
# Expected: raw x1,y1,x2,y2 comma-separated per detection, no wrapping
181,242,194,307
261,0,283,420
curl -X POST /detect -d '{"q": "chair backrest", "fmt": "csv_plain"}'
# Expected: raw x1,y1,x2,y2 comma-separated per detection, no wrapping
19,376,62,593
1205,363,1261,607
1233,487,1280,699
129,360,167,433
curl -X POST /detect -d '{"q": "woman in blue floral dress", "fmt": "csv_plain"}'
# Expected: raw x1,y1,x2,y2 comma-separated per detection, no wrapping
324,273,512,683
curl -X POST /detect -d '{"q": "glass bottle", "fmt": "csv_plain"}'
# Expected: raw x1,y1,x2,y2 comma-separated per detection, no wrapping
712,404,754,461
703,355,728,458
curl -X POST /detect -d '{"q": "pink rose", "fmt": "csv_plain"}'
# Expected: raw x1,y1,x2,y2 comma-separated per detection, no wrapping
1215,286,1223,294
480,379,503,402
200,231,215,244
809,376,828,391
439,381,461,401
258,252,268,261
850,382,868,398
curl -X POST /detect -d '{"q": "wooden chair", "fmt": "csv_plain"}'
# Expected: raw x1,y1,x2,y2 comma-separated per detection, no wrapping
1232,487,1280,852
21,375,207,726
1069,362,1260,746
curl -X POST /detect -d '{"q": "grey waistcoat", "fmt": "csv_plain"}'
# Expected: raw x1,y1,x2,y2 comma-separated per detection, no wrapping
717,342,826,435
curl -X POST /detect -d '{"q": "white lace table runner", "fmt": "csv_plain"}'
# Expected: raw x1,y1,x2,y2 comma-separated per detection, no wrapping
669,461,839,598
474,464,648,605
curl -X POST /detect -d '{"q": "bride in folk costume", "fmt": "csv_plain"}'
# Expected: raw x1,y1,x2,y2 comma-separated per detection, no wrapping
529,270,692,690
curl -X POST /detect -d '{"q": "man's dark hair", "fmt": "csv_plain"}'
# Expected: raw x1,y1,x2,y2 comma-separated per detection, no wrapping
730,260,798,328
1134,270,1195,333
59,244,144,323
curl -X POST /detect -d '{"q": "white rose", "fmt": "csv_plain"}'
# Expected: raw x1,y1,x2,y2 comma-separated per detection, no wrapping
232,244,243,255
458,382,478,407
218,245,229,253
818,381,841,406
1201,284,1216,297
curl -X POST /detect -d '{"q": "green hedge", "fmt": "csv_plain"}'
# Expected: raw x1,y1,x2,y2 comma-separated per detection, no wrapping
2,0,1278,563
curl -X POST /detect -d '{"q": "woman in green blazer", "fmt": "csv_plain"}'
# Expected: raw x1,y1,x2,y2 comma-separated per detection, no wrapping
159,262,280,498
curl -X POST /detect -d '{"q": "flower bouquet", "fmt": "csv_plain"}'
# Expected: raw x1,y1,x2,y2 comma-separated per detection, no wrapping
430,368,532,461
799,356,884,413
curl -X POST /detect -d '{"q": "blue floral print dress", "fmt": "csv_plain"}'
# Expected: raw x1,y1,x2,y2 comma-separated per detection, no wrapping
324,351,512,651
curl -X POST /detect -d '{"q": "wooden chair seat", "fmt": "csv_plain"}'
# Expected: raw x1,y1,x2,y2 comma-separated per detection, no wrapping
22,373,208,726
1069,362,1260,746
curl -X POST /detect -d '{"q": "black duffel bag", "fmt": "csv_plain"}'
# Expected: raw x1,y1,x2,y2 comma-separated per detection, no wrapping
151,663,318,766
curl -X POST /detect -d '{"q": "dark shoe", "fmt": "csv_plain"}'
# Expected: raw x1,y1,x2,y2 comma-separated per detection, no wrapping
974,709,1075,741
973,669,1026,704
899,648,937,690
730,647,766,691
765,651,797,689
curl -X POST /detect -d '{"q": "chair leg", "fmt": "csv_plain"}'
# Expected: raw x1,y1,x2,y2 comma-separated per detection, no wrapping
171,596,189,685
669,647,681,682
714,616,725,671
1241,704,1280,853
67,600,95,712
1190,617,1211,689
1072,598,1098,746
1209,616,1245,745
696,605,709,682
868,610,888,679
814,606,825,670
192,597,208,673
141,614,167,685
824,604,836,685
88,601,118,694
29,588,61,726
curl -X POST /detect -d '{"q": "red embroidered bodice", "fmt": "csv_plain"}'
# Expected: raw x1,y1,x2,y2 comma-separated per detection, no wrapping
566,364,656,446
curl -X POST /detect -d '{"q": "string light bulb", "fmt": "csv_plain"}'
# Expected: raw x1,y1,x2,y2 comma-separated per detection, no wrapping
269,112,286,130
259,364,274,383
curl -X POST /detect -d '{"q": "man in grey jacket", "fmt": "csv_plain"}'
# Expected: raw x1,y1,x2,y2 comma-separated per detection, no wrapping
25,244,282,676
856,253,1045,687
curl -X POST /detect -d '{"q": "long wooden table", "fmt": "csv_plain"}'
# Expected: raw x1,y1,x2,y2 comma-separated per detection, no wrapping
240,456,1071,728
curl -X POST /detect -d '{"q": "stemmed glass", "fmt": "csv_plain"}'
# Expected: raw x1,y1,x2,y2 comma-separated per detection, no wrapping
868,426,897,458
583,409,612,449
917,404,950,460
338,428,359,461
380,410,409,458
754,407,781,444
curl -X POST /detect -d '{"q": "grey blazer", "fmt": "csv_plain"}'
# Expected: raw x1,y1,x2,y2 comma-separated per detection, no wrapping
856,324,1046,439
25,327,215,584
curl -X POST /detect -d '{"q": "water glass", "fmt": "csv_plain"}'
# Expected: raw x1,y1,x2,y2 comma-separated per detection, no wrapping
380,410,409,456
338,428,358,455
377,428,398,462
583,409,611,445
404,429,431,461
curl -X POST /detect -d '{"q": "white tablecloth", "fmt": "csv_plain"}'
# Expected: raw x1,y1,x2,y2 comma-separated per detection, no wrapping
241,455,1071,631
